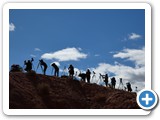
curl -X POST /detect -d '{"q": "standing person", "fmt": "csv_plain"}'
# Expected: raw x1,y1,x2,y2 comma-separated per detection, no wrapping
68,64,74,78
126,82,132,92
51,63,59,77
24,60,32,72
39,59,48,75
104,74,108,87
86,69,91,83
111,77,116,89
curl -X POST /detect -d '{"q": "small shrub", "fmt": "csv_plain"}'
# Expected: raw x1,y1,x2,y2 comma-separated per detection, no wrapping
10,64,23,72
37,83,50,96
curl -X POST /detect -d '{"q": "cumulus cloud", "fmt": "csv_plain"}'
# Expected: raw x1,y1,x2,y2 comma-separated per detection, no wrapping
89,62,145,91
128,33,142,40
113,47,145,67
93,63,144,81
88,47,145,91
34,48,41,51
41,47,87,61
9,23,15,31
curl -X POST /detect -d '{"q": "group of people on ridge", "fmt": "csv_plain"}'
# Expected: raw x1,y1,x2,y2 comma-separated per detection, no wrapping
23,58,132,92
99,74,116,89
23,58,74,78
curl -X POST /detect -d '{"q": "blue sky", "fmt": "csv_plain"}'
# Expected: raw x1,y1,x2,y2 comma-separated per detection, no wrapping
9,9,145,91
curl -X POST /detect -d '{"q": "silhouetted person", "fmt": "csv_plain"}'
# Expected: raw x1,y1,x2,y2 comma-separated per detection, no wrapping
86,69,91,83
68,64,74,78
126,82,132,92
51,63,59,77
39,59,47,75
111,77,116,88
24,60,32,72
78,73,86,82
104,74,108,87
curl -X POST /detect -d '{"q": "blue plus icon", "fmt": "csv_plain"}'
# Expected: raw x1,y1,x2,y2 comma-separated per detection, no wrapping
142,93,153,105
137,89,158,110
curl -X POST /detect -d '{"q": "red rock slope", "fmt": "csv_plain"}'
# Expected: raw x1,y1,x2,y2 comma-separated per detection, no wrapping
9,71,140,109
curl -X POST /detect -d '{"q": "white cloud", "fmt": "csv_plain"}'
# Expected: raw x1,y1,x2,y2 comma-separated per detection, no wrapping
41,47,87,61
30,54,36,58
88,47,145,91
9,23,15,31
89,62,145,91
113,47,145,67
34,48,41,51
128,33,142,40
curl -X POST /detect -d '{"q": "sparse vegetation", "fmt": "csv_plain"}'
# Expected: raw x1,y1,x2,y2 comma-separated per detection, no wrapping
9,72,140,109
10,64,23,72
